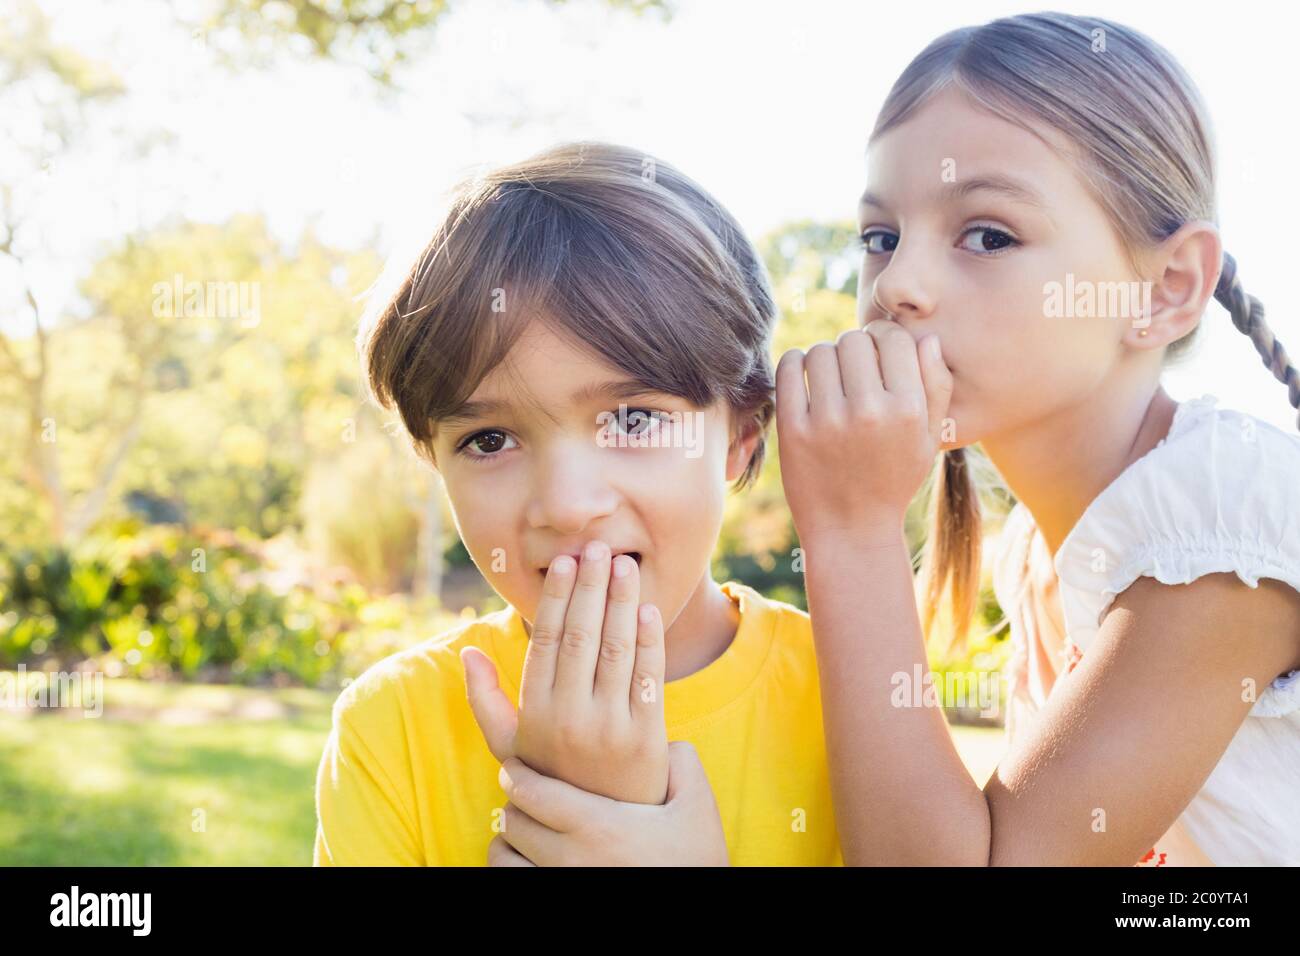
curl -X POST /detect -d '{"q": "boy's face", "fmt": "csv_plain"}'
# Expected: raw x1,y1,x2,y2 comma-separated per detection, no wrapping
429,320,757,630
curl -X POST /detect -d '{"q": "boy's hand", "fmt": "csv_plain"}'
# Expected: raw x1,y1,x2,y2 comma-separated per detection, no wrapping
488,741,728,866
462,540,669,805
775,323,953,542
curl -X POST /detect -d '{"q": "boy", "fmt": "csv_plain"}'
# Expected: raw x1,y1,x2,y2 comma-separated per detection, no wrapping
313,142,840,865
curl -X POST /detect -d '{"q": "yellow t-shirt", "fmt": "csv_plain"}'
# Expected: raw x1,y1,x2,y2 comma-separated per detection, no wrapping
313,581,841,866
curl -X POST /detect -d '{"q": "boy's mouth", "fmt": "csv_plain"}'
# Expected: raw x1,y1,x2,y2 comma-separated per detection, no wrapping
536,551,642,577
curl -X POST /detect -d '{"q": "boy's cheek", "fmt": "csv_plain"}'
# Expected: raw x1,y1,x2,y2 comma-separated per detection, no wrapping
451,526,531,608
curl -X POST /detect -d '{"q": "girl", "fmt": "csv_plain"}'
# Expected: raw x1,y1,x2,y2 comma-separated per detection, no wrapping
776,11,1300,865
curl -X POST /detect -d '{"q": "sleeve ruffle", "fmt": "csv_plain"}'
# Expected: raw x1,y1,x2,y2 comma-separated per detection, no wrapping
1054,397,1300,717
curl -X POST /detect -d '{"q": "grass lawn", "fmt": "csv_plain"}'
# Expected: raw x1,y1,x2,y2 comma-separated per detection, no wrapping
0,674,1006,865
0,678,337,866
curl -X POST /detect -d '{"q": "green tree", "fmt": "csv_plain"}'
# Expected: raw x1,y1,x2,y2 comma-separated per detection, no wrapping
196,0,673,85
0,2,131,544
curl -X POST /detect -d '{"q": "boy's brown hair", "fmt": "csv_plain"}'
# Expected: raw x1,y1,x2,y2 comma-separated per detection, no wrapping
359,141,777,490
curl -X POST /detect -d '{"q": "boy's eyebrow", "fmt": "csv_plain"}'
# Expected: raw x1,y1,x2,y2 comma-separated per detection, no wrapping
859,174,1049,214
438,379,671,429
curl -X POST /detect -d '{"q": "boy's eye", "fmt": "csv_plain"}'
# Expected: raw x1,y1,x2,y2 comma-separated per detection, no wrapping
457,429,518,461
455,410,668,461
606,408,670,440
616,408,663,436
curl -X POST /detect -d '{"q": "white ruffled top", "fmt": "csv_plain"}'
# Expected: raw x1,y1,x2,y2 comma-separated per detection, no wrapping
996,394,1300,865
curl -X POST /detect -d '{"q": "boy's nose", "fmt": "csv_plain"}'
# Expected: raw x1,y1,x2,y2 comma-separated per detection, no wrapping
526,455,619,535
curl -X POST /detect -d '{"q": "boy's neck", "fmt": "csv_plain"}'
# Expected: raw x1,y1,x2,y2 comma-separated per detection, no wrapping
662,574,741,682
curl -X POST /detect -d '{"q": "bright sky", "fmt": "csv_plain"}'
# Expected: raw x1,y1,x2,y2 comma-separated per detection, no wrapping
11,0,1300,431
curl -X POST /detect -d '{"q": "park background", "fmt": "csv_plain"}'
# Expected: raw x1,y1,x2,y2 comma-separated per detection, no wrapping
2,0,1297,864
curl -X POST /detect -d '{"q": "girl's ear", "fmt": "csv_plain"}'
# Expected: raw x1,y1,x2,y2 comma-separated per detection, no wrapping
724,415,762,483
1127,220,1222,351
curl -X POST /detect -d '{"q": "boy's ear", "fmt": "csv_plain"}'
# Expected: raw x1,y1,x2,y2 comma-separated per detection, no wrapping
724,415,762,483
1126,220,1221,352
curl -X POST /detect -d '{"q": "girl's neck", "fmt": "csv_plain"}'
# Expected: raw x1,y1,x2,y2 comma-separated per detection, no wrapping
981,381,1179,557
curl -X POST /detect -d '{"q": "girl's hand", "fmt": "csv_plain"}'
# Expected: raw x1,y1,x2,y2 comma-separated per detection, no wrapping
775,321,953,542
462,540,669,805
488,741,728,866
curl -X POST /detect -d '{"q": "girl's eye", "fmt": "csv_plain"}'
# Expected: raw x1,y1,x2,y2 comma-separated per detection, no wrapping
958,225,1019,255
457,429,518,461
858,225,1020,257
858,229,898,255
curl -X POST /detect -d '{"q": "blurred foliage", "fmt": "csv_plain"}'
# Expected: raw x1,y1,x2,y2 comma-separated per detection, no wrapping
0,519,466,688
0,214,450,593
196,0,674,84
300,432,423,592
0,2,124,100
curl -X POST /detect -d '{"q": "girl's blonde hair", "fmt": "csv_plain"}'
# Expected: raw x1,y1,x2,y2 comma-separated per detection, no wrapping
869,12,1300,650
359,141,777,490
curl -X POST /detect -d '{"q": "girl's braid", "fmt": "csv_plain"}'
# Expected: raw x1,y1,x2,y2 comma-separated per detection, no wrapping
1213,251,1300,429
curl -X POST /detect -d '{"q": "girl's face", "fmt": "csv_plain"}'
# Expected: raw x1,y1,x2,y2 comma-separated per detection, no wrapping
429,320,753,628
857,86,1146,445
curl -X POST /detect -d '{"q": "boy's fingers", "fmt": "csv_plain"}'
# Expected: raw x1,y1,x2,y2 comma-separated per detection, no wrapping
519,554,576,702
665,740,717,805
461,646,517,763
498,756,606,834
664,742,727,864
919,334,955,443
774,348,809,430
629,602,666,725
487,834,535,867
594,553,640,708
499,802,569,866
553,540,611,702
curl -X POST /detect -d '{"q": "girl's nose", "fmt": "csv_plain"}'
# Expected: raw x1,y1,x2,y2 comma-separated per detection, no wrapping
869,247,936,321
868,289,895,321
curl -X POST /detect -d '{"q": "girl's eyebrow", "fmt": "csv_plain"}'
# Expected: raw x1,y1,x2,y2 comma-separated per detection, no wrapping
438,379,669,428
859,173,1049,214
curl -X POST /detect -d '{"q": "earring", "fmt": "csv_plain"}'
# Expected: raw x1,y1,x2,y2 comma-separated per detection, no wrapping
1138,329,1149,338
